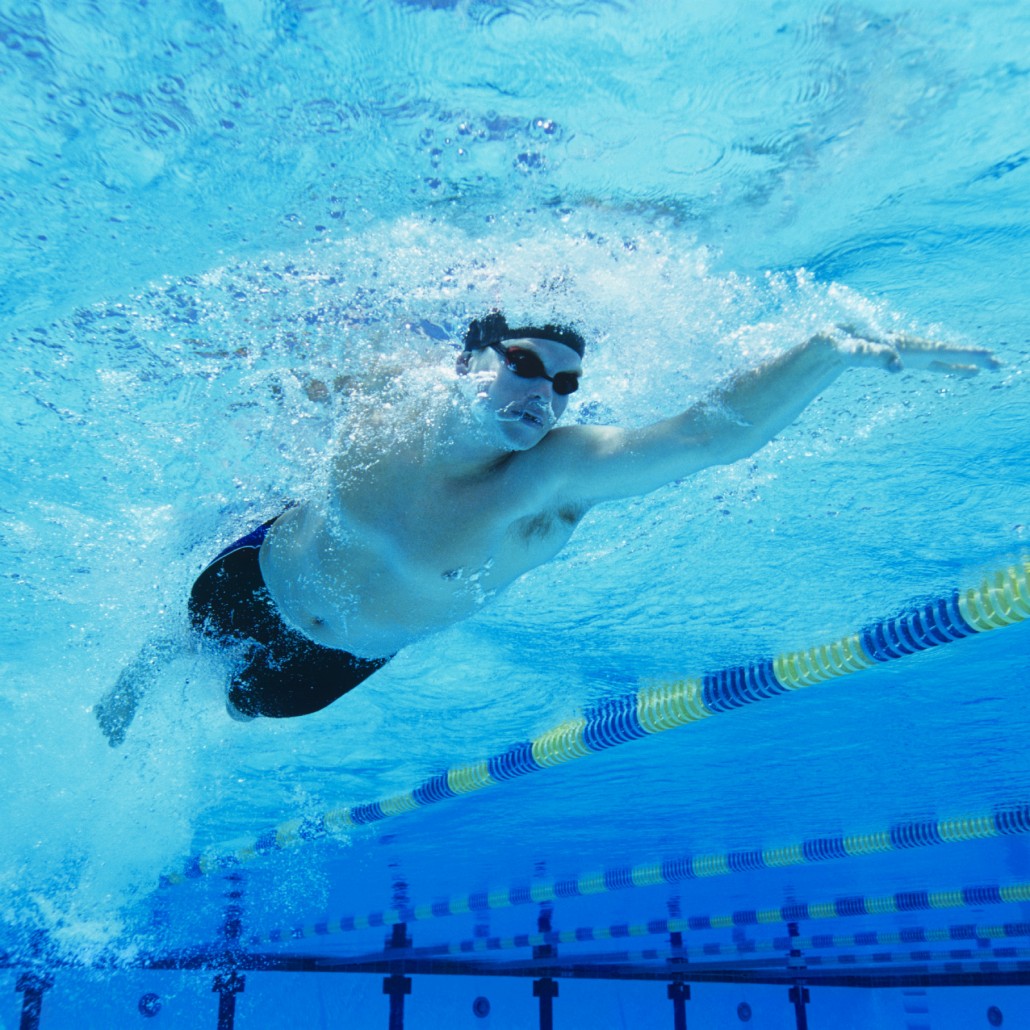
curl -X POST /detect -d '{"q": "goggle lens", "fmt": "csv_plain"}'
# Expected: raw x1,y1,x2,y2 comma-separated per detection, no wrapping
496,345,580,395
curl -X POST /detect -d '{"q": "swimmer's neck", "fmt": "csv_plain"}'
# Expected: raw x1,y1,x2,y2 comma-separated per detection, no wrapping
422,401,520,479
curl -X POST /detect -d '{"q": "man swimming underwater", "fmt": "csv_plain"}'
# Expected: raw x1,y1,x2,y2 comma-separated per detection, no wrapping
96,311,998,744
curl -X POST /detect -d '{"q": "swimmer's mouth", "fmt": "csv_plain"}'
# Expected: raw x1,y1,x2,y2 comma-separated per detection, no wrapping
497,402,552,428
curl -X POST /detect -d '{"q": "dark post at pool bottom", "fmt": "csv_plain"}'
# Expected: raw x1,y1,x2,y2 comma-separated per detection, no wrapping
790,982,812,1029
383,921,413,1030
14,972,52,1030
212,970,245,1030
668,978,690,1028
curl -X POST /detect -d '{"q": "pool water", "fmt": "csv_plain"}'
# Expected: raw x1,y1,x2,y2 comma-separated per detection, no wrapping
2,1,1029,1027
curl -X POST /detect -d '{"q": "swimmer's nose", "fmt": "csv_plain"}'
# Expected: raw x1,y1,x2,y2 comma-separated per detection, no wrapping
528,378,554,402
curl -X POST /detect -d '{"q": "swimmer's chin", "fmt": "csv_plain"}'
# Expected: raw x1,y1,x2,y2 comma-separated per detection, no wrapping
493,415,554,452
464,397,554,451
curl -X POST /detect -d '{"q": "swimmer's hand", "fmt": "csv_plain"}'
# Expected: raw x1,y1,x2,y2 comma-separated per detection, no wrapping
824,325,1001,378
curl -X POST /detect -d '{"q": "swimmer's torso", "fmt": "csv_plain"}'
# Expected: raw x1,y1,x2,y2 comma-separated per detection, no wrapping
258,429,584,658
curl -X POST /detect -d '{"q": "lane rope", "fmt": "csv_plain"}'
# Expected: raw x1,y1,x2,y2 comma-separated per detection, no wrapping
247,860,1030,952
163,556,1030,886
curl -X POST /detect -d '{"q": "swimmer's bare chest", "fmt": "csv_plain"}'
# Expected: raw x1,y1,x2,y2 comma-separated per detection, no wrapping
259,453,583,658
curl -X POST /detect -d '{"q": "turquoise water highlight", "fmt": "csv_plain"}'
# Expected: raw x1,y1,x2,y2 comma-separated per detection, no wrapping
2,1,1030,1026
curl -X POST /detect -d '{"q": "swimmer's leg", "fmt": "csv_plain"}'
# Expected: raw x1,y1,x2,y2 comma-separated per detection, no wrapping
95,637,180,747
223,639,390,720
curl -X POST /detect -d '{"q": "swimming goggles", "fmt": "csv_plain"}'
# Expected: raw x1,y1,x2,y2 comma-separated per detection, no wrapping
488,343,580,395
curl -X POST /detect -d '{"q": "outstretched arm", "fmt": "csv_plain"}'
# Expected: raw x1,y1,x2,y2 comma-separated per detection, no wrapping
555,329,999,506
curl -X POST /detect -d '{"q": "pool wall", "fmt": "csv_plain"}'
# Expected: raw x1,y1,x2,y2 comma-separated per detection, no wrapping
4,967,1030,1029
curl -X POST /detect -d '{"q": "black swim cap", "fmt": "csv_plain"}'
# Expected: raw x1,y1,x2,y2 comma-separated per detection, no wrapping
463,311,586,357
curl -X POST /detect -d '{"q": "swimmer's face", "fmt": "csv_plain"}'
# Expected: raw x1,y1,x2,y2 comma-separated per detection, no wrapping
459,337,583,450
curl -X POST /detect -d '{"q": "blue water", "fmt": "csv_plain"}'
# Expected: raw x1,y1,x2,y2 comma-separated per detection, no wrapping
2,1,1030,1027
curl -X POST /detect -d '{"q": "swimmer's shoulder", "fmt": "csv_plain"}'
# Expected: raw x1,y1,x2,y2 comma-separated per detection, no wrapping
505,424,613,491
532,423,624,462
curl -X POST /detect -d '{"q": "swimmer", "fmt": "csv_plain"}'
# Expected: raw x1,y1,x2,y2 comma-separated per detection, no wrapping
95,311,999,744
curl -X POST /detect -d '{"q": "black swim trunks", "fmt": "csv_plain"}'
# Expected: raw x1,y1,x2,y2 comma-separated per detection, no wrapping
188,517,391,719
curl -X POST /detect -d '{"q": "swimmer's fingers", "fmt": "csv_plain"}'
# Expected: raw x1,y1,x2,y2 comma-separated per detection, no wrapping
832,326,1001,375
922,360,986,378
889,337,1002,373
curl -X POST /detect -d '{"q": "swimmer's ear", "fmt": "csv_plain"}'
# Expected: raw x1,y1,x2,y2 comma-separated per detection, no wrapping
456,351,471,375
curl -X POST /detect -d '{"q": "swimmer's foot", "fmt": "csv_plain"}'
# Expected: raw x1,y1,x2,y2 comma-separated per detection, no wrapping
95,638,177,747
95,672,143,747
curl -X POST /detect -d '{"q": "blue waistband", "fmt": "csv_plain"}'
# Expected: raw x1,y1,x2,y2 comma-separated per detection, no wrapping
210,517,277,564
